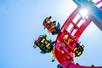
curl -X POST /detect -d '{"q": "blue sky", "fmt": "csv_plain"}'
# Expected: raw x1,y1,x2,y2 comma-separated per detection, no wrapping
0,0,102,68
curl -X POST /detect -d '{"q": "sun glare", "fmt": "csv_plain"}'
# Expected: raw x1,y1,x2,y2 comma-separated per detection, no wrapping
79,8,89,19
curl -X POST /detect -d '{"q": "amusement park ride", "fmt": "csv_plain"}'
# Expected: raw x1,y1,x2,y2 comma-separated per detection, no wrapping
34,0,102,68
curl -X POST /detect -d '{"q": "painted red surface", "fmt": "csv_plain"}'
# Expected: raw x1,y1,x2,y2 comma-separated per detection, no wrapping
54,0,102,68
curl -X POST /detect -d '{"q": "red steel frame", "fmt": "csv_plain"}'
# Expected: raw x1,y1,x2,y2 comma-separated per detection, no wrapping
54,0,102,68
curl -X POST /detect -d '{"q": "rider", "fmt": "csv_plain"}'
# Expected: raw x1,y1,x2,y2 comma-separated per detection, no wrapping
34,34,56,54
43,16,60,35
74,42,84,57
63,34,73,46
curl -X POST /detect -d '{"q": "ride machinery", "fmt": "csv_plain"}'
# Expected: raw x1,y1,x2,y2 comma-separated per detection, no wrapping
34,0,102,68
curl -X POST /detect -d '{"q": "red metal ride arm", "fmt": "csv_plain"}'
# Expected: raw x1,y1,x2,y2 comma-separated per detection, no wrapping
54,0,102,68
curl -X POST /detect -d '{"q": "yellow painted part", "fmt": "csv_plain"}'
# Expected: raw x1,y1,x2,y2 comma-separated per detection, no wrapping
51,24,55,28
63,34,69,40
74,48,77,51
52,49,55,56
41,38,45,43
46,43,50,48
78,52,81,56
51,48,56,60
47,20,51,24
